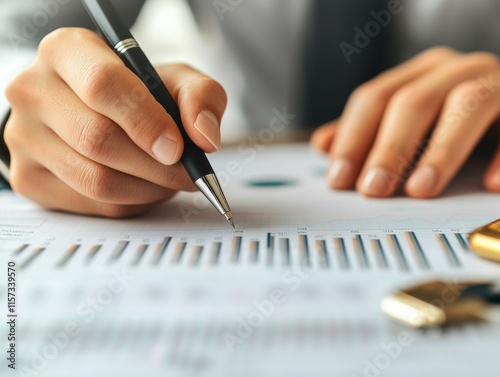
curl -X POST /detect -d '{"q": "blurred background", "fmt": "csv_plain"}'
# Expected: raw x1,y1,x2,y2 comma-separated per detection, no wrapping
2,0,500,142
2,1,500,376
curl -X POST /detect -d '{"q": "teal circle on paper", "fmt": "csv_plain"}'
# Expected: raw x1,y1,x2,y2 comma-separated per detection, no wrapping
246,179,297,188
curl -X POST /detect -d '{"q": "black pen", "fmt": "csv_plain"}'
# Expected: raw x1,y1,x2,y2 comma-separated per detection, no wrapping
81,0,234,227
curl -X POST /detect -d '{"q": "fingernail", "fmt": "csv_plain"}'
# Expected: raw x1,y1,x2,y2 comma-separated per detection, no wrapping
360,167,395,197
152,136,179,165
328,158,354,188
194,110,220,150
406,165,438,194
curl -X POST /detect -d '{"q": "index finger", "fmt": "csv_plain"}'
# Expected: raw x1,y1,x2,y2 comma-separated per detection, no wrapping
38,28,183,166
327,47,459,190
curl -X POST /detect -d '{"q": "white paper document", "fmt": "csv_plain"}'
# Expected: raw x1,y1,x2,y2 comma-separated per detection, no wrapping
0,143,499,376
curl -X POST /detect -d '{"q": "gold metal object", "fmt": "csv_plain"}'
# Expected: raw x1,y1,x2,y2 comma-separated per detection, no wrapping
470,219,500,263
381,280,489,328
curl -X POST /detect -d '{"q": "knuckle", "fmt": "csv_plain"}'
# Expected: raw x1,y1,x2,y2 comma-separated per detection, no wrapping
3,116,22,150
82,62,124,107
161,166,194,191
448,80,495,108
450,81,481,101
179,77,228,112
78,115,117,160
5,78,20,105
174,62,195,72
156,63,193,79
39,28,96,59
8,165,31,197
38,28,66,59
77,162,116,202
123,106,165,141
373,137,404,157
422,46,457,61
3,116,36,157
5,70,34,106
390,87,432,112
198,78,227,102
463,52,499,69
350,82,391,107
431,145,458,167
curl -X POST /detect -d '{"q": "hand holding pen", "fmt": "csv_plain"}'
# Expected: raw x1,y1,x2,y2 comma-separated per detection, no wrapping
4,24,230,218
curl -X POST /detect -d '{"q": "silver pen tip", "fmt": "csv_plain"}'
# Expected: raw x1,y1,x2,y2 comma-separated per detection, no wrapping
224,212,235,229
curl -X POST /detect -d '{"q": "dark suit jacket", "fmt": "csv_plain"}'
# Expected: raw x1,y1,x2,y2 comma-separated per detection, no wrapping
1,0,500,127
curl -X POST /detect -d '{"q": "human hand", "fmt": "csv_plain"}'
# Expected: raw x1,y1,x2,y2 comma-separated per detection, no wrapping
311,47,500,198
5,28,227,217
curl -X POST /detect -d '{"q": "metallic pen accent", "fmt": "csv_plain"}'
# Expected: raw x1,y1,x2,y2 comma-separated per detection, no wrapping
195,174,234,228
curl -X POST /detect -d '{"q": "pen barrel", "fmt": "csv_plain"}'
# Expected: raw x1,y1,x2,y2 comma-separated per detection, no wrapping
82,0,134,46
121,48,214,181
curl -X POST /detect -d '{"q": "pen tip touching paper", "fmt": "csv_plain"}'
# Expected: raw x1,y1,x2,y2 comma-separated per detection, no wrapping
225,212,235,228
